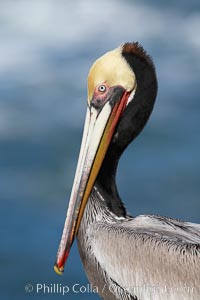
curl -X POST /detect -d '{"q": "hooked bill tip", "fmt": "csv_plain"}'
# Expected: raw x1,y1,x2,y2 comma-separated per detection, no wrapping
54,264,64,276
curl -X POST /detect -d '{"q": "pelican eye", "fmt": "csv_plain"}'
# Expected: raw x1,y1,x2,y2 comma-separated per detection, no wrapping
98,84,107,93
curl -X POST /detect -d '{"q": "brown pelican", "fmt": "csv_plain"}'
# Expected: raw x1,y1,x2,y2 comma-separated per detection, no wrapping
54,42,200,299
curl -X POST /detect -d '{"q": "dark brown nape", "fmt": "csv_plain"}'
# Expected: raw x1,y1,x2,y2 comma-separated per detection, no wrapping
96,42,158,216
122,42,156,72
115,41,158,154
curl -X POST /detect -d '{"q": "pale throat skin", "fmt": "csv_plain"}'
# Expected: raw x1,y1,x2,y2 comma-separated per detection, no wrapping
87,46,136,102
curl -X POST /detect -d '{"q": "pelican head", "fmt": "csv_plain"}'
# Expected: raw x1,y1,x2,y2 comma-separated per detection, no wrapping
54,42,157,275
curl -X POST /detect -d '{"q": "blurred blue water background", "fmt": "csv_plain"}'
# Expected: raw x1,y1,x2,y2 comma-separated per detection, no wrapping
0,0,200,299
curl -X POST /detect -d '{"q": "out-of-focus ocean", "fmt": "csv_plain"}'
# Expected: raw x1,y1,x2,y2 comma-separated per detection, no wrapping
0,1,200,299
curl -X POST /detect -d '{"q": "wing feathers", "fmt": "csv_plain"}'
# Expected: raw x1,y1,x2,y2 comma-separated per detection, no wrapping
90,215,200,300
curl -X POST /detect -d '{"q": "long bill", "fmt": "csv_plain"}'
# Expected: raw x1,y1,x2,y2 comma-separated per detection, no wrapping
54,90,130,275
